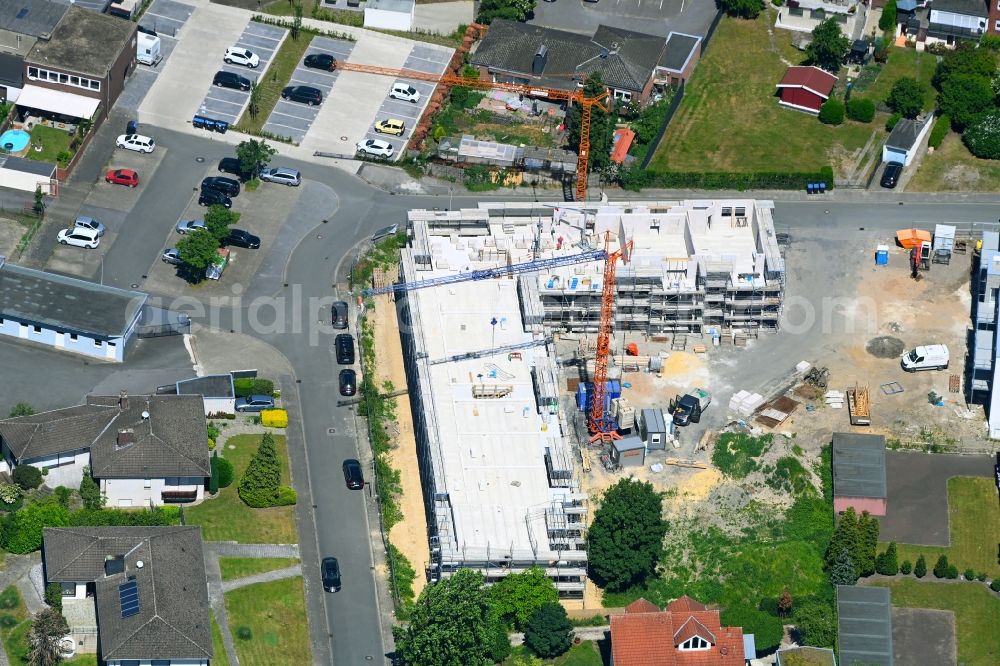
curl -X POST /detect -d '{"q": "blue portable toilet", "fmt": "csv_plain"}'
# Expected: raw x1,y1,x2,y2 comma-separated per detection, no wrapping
608,380,622,401
875,244,889,265
576,384,589,412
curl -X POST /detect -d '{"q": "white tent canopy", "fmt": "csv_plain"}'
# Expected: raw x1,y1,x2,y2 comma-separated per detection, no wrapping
15,86,100,120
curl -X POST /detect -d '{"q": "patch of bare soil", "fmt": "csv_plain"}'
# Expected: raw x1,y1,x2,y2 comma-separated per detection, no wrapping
942,164,981,189
0,217,25,258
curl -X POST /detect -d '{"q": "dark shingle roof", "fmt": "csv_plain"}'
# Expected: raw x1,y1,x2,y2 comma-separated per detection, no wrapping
42,527,212,662
472,19,664,94
837,585,893,666
0,261,147,338
832,432,887,499
886,117,926,151
176,375,235,399
0,404,118,461
659,32,700,72
0,155,56,176
26,5,136,77
0,52,23,87
930,0,988,17
0,0,70,38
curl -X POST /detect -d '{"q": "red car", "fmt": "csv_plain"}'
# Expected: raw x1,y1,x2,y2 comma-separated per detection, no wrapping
105,168,139,187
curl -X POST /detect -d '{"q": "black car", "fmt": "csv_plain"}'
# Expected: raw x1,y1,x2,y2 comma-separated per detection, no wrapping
339,369,357,396
281,85,323,106
321,557,341,592
213,70,252,91
332,301,349,329
198,188,232,208
335,334,355,365
224,229,261,249
201,176,241,197
304,53,337,71
880,161,903,189
342,458,364,489
218,157,254,181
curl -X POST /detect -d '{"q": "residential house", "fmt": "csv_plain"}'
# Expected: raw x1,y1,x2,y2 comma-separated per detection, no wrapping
775,0,867,39
610,596,749,664
831,432,887,516
927,0,988,44
655,32,702,88
776,65,838,114
42,526,212,664
0,51,24,103
175,374,237,415
472,19,667,104
882,116,933,166
0,0,70,59
0,259,147,362
0,392,210,506
837,585,894,666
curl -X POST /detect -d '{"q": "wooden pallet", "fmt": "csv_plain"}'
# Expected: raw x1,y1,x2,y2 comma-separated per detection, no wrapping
949,374,960,393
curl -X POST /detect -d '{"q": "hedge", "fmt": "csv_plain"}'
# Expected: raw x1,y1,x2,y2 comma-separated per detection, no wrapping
261,409,288,428
233,378,274,398
617,166,835,191
929,115,949,149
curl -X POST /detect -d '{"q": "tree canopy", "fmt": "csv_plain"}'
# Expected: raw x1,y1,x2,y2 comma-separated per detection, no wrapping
235,138,276,177
488,567,558,631
477,0,536,24
938,73,994,131
963,110,1000,159
177,229,222,271
28,607,68,666
934,44,997,90
793,599,837,649
523,601,573,659
566,72,615,173
238,433,282,508
879,0,897,32
717,0,764,19
887,77,925,119
807,19,850,73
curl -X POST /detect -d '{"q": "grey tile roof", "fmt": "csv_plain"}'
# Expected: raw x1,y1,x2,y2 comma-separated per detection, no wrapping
0,261,147,338
0,403,117,461
886,117,926,151
176,374,235,399
0,0,70,38
837,585,893,666
26,5,136,78
930,0,988,17
832,432,887,499
659,32,700,73
42,527,212,662
471,19,664,94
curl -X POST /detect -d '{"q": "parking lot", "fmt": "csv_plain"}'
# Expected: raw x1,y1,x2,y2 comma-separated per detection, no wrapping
357,43,452,160
141,0,194,38
197,22,286,125
261,36,354,143
530,0,717,38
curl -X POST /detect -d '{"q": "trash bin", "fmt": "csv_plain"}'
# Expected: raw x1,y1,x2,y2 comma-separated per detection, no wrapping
192,116,206,129
819,182,827,193
126,120,138,135
215,120,229,134
806,183,815,194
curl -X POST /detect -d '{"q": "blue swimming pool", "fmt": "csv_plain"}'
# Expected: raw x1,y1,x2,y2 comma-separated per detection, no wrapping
0,130,30,153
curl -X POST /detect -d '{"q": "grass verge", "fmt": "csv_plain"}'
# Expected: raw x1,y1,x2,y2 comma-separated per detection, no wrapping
870,578,1000,665
908,131,1000,192
234,31,314,136
224,577,311,666
882,476,1000,578
185,434,297,543
211,611,232,666
219,557,300,581
0,586,28,665
504,642,604,665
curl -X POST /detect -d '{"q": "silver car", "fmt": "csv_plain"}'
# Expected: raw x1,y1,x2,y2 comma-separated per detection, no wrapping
74,215,105,237
260,167,301,186
175,219,206,234
162,248,182,265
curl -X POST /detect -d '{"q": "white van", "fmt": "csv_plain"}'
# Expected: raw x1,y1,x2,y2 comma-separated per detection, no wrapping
901,344,949,372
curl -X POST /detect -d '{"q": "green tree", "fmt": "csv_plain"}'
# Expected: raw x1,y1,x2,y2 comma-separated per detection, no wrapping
806,18,850,73
27,607,68,666
879,0,897,31
44,583,62,611
235,139,276,179
778,588,793,618
477,0,536,24
720,604,783,653
933,554,950,578
900,559,912,575
248,80,262,119
238,433,282,508
846,97,875,123
856,511,879,577
829,548,858,585
962,110,1000,158
875,542,899,575
8,402,34,417
523,601,573,659
393,569,507,666
938,73,995,130
566,72,615,173
887,77,925,118
825,507,859,568
33,185,44,215
818,98,845,125
946,564,959,579
914,554,927,578
488,567,558,630
12,466,43,491
586,478,668,592
177,229,221,272
291,2,303,40
717,0,765,19
217,457,235,488
204,205,238,242
2,499,70,554
78,466,104,510
793,599,837,649
934,44,997,90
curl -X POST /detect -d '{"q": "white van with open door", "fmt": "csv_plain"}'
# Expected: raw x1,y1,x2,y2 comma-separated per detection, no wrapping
901,344,949,372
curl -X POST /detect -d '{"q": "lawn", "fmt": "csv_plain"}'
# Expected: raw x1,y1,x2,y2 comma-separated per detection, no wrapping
224,577,311,666
907,131,1000,192
870,578,1000,665
858,47,937,112
648,12,874,176
0,586,28,665
211,611,232,666
504,642,604,665
219,557,299,581
184,434,297,543
882,476,1000,578
27,124,74,165
235,31,314,136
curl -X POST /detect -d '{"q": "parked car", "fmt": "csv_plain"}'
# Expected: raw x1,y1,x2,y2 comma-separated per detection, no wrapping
371,224,398,242
235,394,275,412
304,53,337,71
332,301,349,329
881,162,903,189
213,70,251,91
198,188,232,208
374,118,405,136
105,168,139,187
321,557,341,592
116,134,155,153
389,82,420,103
339,369,357,397
342,458,364,488
218,157,254,181
162,247,182,265
281,85,323,105
259,167,301,186
356,138,394,158
224,46,260,68
57,227,100,249
175,219,206,234
335,334,355,365
901,344,949,372
201,176,241,197
74,215,105,237
224,229,261,249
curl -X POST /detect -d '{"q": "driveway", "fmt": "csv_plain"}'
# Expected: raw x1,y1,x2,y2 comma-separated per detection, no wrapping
892,608,956,666
530,0,718,38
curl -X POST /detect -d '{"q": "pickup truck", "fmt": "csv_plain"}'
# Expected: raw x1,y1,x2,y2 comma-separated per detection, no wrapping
671,388,711,426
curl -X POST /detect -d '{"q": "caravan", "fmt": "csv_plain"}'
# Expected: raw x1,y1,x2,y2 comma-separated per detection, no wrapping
136,33,162,67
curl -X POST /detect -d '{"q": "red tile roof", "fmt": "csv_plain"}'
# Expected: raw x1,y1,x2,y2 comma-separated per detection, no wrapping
776,65,837,98
668,596,709,613
626,598,662,614
673,616,716,646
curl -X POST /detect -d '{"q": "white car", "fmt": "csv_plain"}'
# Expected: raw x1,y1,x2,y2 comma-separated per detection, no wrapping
224,46,260,68
116,134,155,153
356,139,394,158
389,82,420,103
57,227,100,249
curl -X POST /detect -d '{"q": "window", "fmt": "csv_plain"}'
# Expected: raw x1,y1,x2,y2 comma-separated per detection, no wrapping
94,340,103,348
60,582,75,597
31,325,41,334
613,89,632,101
143,479,151,489
107,341,116,348
69,333,78,342
679,636,710,651
58,73,68,84
89,80,99,90
995,20,1000,31
27,67,38,79
70,76,79,86
25,66,100,91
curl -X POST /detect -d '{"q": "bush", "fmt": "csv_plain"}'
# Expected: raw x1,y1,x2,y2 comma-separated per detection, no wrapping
54,486,71,508
964,568,976,581
523,602,573,659
819,99,845,125
962,110,1000,159
914,554,927,578
928,115,950,148
946,564,959,579
209,455,220,495
12,465,43,490
0,483,22,506
616,166,835,191
45,582,62,610
720,605,783,653
991,579,1000,592
238,433,282,508
276,486,297,506
886,77,924,119
236,626,253,641
847,97,876,123
208,411,236,420
933,554,950,578
875,542,898,576
79,468,104,510
886,112,902,131
879,0,897,31
977,571,988,582
68,507,179,527
217,457,235,488
233,377,274,398
1,499,70,553
900,560,912,575
0,614,17,628
0,587,19,609
261,409,289,428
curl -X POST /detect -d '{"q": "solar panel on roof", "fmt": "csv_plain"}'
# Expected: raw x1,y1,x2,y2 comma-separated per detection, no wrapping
119,581,140,618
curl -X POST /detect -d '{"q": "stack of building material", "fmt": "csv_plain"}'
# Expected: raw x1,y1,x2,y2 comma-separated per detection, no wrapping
824,390,845,409
729,390,751,412
611,397,635,428
729,391,765,416
796,360,812,374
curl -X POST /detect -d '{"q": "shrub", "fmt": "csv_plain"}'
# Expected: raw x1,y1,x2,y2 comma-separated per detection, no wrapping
914,555,927,578
712,433,772,479
886,77,924,118
946,564,959,579
886,112,902,131
0,614,16,628
207,422,221,441
991,579,1000,592
977,571,988,582
238,433,282,508
0,587,19,609
7,402,34,417
847,97,876,123
875,542,898,576
0,483,22,505
217,457,235,488
233,378,274,397
68,507,179,527
879,0,897,31
54,486,70,508
79,467,104,510
236,626,253,641
276,486,297,506
1,499,70,553
900,560,912,575
819,99,845,125
12,465,43,490
933,554,950,578
721,605,783,653
45,582,62,610
928,115,949,148
209,455,220,495
261,409,289,428
962,110,1000,159
964,568,976,581
208,411,236,420
523,602,573,659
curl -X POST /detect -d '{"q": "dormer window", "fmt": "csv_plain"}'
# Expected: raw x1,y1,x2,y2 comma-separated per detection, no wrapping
679,635,711,651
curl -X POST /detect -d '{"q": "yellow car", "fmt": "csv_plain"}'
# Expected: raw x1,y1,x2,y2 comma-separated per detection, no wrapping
374,119,405,136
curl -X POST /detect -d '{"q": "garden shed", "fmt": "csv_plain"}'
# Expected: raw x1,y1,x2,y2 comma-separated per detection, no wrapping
882,116,932,166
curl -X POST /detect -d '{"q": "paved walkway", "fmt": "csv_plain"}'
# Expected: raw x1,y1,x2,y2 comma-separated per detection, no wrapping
220,564,303,593
509,625,610,646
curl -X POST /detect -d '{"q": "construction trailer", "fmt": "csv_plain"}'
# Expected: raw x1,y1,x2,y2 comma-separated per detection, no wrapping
637,408,668,450
610,435,646,468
